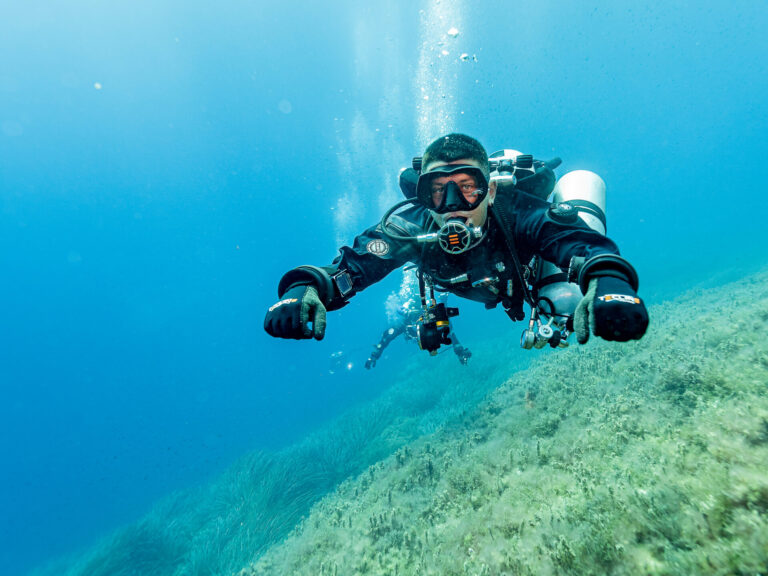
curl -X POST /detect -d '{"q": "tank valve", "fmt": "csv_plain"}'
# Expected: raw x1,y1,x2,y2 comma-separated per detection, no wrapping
520,313,570,350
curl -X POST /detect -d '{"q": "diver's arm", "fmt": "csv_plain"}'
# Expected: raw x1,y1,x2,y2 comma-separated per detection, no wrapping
365,321,407,369
512,195,648,341
266,220,420,340
373,320,407,354
447,326,472,364
380,321,407,347
276,221,421,309
512,194,637,287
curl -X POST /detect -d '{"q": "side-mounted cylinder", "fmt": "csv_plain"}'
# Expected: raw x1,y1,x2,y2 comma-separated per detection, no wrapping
534,170,608,329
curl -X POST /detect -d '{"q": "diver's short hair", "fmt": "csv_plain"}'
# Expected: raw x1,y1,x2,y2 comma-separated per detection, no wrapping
422,133,489,178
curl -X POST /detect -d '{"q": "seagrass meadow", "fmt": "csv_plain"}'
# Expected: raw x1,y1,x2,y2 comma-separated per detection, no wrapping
243,271,768,575
33,269,768,576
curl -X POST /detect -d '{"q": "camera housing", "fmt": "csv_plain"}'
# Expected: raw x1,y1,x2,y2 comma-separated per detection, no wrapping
416,302,459,355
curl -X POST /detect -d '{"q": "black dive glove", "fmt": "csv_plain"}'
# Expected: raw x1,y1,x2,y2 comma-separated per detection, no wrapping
574,277,649,344
264,285,327,340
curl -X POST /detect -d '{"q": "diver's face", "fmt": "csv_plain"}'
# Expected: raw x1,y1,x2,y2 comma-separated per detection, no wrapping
429,172,483,209
425,158,496,228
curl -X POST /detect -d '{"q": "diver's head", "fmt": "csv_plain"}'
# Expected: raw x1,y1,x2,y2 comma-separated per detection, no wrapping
416,134,496,229
421,133,490,180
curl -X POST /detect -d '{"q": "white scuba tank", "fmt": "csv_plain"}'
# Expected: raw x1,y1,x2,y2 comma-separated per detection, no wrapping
489,150,607,343
535,170,607,327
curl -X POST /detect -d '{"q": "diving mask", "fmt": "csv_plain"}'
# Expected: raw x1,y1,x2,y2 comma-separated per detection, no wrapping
415,164,490,214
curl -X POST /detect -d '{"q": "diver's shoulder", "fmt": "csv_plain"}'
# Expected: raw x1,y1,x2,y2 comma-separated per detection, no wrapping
496,189,550,211
386,208,428,236
392,204,430,228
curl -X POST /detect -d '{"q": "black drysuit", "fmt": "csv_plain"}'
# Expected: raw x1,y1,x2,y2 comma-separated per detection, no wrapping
278,189,624,321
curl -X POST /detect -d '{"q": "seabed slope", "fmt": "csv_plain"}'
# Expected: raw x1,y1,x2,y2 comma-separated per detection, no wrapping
248,272,768,576
32,270,768,576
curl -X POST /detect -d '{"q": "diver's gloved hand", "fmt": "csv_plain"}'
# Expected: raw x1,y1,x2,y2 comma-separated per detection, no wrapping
575,277,649,344
365,347,382,369
264,285,327,340
454,345,472,365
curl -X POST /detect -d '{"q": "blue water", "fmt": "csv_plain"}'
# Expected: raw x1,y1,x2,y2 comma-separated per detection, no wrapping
1,2,766,575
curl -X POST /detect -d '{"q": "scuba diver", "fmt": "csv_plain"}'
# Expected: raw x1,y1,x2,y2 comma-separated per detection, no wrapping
264,133,649,353
365,286,471,369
